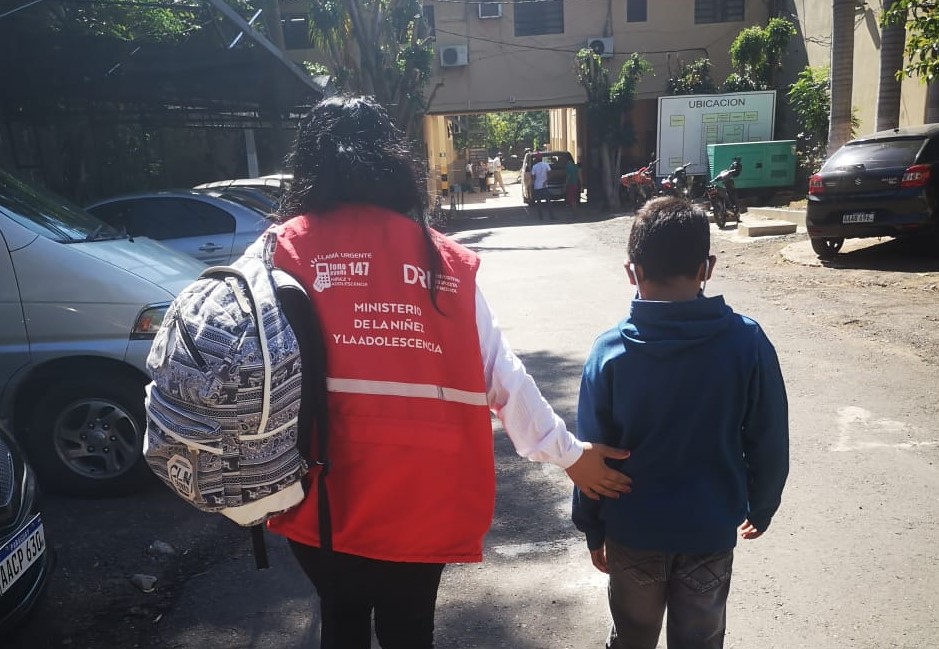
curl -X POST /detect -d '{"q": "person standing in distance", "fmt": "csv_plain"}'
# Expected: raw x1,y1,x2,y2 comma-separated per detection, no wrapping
531,154,554,220
492,152,507,195
267,95,632,649
574,196,789,649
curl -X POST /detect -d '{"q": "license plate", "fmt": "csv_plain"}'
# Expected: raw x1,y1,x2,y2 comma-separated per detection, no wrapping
0,514,45,595
842,211,875,223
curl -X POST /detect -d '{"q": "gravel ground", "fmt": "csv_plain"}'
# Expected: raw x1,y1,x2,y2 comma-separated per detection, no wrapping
582,212,939,367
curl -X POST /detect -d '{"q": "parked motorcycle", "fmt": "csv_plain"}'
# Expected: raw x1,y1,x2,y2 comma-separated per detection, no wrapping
659,162,693,199
705,158,743,229
619,157,658,210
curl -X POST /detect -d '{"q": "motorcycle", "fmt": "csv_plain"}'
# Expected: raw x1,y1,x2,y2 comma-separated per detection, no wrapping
659,162,693,199
619,157,658,210
705,158,743,229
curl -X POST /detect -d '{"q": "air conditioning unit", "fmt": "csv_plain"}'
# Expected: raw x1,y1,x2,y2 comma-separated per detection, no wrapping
586,37,614,58
440,45,468,67
478,2,502,19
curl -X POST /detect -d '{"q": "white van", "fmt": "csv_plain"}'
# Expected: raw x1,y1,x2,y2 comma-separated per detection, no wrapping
0,169,206,495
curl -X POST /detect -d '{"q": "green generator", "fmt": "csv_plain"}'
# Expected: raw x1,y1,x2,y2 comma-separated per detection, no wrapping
706,140,796,190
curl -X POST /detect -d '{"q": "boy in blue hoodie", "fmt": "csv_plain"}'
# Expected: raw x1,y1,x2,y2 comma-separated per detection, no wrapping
573,197,789,649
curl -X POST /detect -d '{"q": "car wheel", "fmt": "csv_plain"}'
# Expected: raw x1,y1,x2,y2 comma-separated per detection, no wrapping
24,377,150,496
811,237,845,260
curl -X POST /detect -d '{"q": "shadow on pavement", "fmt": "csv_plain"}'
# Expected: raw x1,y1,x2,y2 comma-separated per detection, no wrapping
820,237,939,273
443,203,628,236
11,345,598,649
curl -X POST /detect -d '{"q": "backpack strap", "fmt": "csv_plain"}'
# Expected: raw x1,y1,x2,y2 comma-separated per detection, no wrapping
275,272,333,554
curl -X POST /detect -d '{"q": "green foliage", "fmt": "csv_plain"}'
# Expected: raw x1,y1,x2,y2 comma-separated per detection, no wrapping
726,17,796,90
666,58,717,95
303,61,331,77
25,0,201,41
575,49,652,206
729,26,765,76
454,111,546,154
575,50,652,145
723,72,761,93
882,0,939,82
306,0,434,137
787,66,830,174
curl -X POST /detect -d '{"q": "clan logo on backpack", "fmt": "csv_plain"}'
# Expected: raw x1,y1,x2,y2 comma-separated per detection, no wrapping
144,234,309,526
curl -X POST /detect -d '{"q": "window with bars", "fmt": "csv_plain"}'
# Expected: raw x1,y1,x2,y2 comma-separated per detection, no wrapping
626,0,647,23
694,0,744,24
514,0,564,37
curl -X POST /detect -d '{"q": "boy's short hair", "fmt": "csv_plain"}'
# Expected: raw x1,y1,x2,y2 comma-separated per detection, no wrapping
627,197,710,283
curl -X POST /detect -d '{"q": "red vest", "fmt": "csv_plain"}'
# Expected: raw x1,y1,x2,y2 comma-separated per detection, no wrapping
267,205,495,563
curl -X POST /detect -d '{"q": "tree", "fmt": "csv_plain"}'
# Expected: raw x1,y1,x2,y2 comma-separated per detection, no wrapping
575,50,652,208
788,66,832,174
725,18,796,91
882,0,939,122
876,0,907,130
882,0,939,81
666,58,717,95
482,111,548,154
307,0,433,138
828,0,855,154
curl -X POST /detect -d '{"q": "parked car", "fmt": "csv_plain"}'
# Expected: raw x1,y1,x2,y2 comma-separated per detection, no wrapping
193,173,292,202
194,186,280,216
521,151,574,204
0,421,51,634
806,124,939,259
86,190,271,265
0,168,204,495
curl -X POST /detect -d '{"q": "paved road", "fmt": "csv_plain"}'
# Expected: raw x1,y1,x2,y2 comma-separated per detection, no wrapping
11,207,939,648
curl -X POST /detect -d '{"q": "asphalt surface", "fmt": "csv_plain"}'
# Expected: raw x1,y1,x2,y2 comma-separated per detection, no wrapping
9,184,939,648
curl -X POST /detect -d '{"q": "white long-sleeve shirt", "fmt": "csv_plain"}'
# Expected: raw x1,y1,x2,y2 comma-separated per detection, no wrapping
475,286,585,469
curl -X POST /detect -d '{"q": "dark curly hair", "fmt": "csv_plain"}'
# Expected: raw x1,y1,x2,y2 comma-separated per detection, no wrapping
278,95,444,309
280,95,427,218
627,196,710,283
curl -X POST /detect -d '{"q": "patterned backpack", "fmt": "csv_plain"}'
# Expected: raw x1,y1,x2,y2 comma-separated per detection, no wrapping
144,233,327,548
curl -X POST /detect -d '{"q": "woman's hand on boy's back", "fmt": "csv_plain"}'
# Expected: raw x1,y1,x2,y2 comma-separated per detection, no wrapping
590,545,610,574
739,519,764,540
565,443,632,500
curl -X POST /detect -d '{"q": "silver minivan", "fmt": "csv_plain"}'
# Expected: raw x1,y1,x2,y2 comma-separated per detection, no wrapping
0,169,205,495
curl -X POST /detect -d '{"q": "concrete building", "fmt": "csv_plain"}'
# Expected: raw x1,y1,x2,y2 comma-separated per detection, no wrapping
423,0,770,194
277,1,935,197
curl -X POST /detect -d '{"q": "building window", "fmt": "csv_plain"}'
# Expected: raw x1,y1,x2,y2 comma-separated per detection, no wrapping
514,0,564,37
283,16,312,50
626,0,647,23
694,0,744,24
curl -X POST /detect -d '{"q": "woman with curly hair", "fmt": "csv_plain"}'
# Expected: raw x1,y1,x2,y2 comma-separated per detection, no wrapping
266,95,631,649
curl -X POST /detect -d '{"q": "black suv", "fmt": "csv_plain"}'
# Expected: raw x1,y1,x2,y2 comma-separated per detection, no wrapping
806,124,939,259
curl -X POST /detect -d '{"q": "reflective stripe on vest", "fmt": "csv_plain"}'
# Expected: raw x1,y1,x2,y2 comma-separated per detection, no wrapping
327,377,488,407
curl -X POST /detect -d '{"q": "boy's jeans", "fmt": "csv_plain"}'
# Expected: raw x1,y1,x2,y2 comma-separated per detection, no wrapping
605,537,734,649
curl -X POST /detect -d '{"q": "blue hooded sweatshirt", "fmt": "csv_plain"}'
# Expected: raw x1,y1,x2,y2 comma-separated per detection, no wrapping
573,294,788,554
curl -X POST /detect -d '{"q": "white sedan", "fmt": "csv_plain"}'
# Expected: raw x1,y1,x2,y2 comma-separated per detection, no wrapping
87,190,272,265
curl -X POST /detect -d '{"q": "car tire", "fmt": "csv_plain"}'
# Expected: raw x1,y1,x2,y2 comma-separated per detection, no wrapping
24,377,151,496
811,237,845,260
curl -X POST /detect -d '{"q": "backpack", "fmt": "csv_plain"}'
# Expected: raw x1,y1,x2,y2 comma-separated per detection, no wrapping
144,232,330,564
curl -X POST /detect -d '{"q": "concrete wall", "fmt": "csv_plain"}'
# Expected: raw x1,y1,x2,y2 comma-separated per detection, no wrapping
786,0,928,135
427,0,770,115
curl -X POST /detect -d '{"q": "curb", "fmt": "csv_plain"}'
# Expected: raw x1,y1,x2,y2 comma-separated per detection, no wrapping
747,206,806,226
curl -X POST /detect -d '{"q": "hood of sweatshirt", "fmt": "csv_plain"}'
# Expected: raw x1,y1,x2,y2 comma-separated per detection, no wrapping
620,294,735,358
